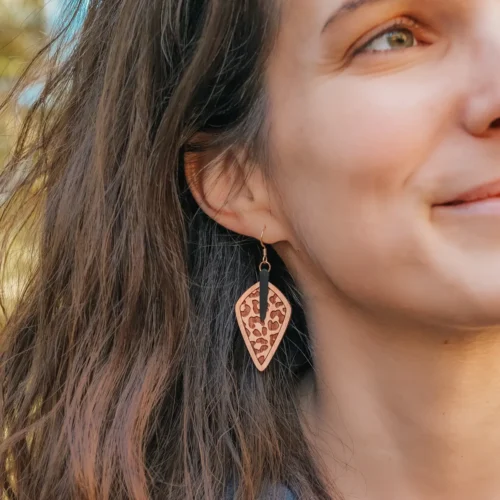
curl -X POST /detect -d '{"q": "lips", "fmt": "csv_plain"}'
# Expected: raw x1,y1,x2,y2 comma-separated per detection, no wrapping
439,178,500,206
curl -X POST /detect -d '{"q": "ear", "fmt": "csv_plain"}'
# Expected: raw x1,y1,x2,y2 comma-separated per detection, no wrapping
184,142,289,245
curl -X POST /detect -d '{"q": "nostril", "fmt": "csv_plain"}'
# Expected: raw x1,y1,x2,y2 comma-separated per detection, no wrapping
491,118,500,129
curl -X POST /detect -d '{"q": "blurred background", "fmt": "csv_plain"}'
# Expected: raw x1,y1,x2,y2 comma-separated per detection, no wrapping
0,0,59,319
0,0,53,162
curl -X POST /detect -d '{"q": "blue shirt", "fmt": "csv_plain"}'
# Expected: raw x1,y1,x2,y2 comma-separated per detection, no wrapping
226,481,297,499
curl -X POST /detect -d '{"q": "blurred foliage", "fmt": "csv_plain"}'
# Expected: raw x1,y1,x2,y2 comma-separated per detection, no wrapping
1,0,46,162
1,1,47,322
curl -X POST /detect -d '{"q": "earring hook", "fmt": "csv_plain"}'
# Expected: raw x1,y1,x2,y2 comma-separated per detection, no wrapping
260,225,266,249
259,225,271,272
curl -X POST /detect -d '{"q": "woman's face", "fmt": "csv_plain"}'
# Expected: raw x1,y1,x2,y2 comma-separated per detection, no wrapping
265,0,500,327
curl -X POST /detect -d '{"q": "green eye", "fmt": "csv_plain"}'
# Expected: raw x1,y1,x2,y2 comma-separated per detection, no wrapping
362,28,416,53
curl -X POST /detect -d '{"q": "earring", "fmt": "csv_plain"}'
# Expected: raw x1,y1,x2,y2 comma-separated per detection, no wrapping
235,226,292,372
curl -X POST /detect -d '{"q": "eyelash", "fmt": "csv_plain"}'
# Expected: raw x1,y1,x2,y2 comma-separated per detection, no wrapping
353,17,426,56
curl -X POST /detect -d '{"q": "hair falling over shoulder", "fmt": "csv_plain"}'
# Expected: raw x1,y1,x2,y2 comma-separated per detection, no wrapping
0,1,331,498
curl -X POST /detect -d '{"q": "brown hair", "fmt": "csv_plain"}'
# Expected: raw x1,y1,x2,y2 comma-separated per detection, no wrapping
0,1,333,498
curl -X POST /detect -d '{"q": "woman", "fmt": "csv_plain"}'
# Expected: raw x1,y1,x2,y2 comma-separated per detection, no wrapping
2,0,500,498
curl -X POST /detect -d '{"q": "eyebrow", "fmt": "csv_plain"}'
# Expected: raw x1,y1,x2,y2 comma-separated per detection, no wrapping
322,0,388,33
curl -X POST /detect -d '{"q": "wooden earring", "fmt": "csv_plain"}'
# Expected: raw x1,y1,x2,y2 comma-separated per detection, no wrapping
235,226,292,371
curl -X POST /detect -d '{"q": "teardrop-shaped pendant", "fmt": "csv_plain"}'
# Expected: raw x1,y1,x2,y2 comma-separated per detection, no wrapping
235,281,292,372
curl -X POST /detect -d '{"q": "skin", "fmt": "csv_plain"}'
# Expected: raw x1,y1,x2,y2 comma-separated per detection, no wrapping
188,0,500,498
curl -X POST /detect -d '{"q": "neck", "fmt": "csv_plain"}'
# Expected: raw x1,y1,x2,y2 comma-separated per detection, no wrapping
298,293,500,500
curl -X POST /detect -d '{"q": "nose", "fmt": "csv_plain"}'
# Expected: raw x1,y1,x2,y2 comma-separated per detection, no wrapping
461,6,500,137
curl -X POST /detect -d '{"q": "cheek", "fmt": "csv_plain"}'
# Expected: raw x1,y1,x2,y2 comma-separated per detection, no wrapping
268,74,455,305
272,74,449,196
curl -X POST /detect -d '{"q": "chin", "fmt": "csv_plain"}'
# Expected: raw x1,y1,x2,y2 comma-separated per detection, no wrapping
410,245,500,329
420,285,500,331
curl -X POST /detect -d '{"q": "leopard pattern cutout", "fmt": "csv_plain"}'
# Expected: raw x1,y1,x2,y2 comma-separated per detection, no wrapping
235,282,292,371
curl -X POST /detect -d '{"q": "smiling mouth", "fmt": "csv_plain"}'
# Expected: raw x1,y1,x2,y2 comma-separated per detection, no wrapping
438,179,500,207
